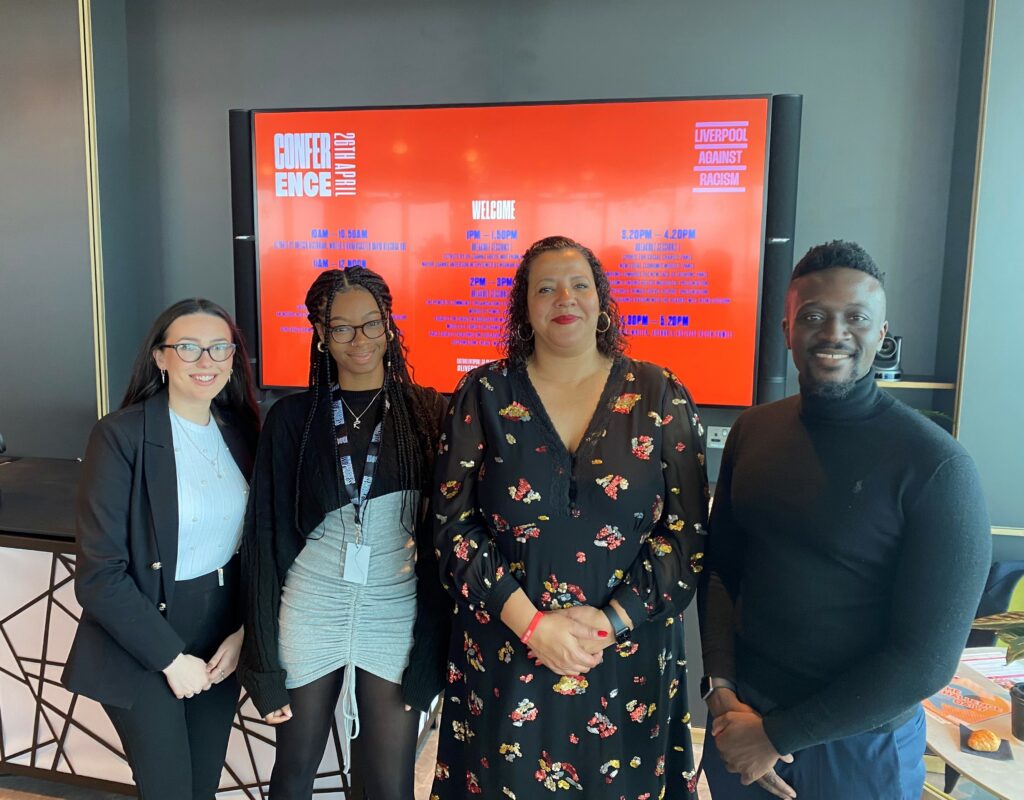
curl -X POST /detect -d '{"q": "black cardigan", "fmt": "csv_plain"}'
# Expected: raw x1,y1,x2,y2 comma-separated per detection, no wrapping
237,384,450,716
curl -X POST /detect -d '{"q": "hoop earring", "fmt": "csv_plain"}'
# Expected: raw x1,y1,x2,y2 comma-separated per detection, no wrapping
160,369,167,384
516,323,535,341
596,311,612,334
316,340,327,353
387,329,395,341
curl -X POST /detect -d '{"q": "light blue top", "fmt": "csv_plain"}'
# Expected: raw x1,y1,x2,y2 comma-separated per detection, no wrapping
170,408,248,581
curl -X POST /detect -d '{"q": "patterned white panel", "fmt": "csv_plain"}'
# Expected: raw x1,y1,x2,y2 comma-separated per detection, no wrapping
0,545,367,798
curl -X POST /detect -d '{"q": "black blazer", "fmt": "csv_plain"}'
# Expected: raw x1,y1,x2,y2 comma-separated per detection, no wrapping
62,391,255,708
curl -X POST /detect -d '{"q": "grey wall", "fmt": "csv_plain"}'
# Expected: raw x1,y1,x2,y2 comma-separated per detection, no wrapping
109,0,973,505
122,0,966,384
1,0,975,450
956,0,1024,529
0,0,96,457
92,0,153,404
936,0,988,387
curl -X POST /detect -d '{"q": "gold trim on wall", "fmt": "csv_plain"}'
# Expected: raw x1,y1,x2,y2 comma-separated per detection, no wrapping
952,0,995,439
78,0,109,418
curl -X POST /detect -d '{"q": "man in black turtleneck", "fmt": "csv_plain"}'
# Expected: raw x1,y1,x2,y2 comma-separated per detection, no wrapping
698,241,991,799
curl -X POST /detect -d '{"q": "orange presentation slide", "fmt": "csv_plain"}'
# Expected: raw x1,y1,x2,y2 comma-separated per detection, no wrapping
253,97,769,406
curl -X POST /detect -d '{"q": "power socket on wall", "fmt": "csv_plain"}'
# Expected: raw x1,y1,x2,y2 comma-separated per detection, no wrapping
706,426,731,449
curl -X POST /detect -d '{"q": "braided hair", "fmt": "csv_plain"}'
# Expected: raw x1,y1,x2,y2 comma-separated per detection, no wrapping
295,267,436,536
503,235,627,366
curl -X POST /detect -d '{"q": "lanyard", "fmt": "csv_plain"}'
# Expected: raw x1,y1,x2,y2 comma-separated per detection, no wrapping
331,385,386,544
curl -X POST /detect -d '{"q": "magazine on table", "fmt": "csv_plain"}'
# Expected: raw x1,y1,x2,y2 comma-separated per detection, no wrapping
924,671,1012,726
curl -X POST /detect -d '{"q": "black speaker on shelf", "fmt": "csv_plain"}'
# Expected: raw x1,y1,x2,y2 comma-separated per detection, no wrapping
229,109,259,380
0,430,6,504
874,335,903,380
756,94,803,405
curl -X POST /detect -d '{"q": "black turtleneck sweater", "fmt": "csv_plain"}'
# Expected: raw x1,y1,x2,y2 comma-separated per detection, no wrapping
699,373,991,755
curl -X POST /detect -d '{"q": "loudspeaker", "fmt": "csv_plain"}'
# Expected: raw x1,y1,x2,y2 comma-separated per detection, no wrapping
228,110,259,379
756,94,803,405
873,335,903,380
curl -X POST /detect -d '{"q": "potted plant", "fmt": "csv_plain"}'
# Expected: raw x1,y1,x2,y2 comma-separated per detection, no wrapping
971,611,1024,664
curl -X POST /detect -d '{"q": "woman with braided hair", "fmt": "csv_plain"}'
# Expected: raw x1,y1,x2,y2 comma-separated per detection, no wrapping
238,267,448,799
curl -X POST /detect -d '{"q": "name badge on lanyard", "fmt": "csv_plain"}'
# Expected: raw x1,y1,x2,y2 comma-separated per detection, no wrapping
333,387,386,585
343,542,372,584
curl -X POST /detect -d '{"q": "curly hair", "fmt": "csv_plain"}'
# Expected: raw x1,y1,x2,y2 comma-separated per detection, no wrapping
295,267,437,536
791,240,886,287
502,236,626,366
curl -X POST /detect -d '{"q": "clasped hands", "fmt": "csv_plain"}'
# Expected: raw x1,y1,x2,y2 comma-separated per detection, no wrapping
162,626,244,700
708,689,797,799
525,605,617,675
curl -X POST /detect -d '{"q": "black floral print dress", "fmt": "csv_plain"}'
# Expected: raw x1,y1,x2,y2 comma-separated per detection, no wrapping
431,357,709,800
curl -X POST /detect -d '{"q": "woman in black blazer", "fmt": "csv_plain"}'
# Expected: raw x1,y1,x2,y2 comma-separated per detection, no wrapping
63,299,259,800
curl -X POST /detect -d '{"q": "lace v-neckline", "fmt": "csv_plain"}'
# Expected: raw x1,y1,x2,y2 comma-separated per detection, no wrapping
516,357,624,460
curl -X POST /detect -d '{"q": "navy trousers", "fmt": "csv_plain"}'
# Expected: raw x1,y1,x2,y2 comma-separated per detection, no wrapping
702,705,926,800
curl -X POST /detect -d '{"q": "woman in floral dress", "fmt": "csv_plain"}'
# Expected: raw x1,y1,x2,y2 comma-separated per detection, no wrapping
431,236,709,799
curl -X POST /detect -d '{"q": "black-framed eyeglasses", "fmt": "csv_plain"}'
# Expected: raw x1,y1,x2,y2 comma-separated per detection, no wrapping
328,319,387,344
158,342,237,363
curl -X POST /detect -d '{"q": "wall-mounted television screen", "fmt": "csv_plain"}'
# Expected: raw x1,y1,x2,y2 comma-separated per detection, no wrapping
242,96,771,406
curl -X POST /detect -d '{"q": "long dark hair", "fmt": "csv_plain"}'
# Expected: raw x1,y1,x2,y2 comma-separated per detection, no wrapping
297,267,436,535
503,235,627,366
121,298,260,436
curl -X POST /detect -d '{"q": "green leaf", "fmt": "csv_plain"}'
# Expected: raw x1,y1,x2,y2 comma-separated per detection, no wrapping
972,611,1024,629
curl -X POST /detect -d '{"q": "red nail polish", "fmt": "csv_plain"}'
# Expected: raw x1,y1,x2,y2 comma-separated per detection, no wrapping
598,630,609,637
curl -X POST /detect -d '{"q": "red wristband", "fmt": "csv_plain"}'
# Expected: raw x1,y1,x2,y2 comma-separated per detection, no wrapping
520,610,545,644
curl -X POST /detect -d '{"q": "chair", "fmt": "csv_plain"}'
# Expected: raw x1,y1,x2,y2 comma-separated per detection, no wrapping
966,559,1024,647
943,559,1024,792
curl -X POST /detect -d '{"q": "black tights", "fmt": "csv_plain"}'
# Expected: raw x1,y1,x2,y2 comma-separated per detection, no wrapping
269,667,419,799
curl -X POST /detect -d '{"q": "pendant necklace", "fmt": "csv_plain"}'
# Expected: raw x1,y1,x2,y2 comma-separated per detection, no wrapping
171,411,224,478
340,387,384,430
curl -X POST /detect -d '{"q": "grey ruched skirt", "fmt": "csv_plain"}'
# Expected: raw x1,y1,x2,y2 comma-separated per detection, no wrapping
278,490,418,689
277,491,419,773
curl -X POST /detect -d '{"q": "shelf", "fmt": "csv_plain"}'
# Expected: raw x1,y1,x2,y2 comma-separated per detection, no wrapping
875,375,956,390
